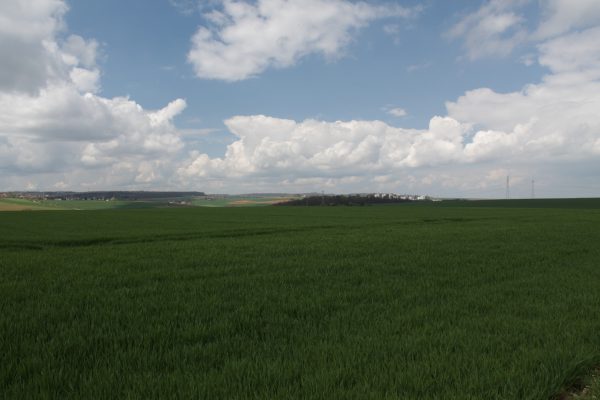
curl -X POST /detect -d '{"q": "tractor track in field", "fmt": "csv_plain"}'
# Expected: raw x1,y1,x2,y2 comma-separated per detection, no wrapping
0,216,498,251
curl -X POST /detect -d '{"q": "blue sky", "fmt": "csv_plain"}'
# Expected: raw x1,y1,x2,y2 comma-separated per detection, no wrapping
1,0,600,197
66,0,544,133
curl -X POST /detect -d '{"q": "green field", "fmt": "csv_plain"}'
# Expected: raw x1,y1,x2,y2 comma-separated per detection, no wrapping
1,201,600,399
432,198,600,209
0,198,157,211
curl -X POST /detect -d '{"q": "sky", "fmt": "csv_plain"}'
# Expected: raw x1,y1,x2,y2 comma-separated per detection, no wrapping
1,0,600,197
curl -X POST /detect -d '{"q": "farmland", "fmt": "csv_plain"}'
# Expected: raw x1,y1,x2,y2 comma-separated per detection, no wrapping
0,194,299,211
0,198,57,211
191,195,300,207
0,197,160,211
1,201,600,399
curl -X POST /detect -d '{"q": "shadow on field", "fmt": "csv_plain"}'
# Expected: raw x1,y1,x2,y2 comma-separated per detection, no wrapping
0,225,340,251
0,216,495,251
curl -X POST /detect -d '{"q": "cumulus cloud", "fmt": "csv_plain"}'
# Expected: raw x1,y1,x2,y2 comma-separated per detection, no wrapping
0,84,186,174
438,2,600,197
0,0,187,188
188,0,419,81
0,0,68,93
179,18,600,194
447,22,600,166
177,114,490,182
176,99,600,194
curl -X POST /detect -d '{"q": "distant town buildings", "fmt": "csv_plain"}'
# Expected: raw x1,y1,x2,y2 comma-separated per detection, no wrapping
368,193,429,201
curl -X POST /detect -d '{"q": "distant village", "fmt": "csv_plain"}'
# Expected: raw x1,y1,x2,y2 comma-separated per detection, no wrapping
279,193,433,206
351,193,430,201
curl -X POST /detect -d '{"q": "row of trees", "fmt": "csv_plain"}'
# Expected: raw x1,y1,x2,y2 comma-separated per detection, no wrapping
278,194,419,206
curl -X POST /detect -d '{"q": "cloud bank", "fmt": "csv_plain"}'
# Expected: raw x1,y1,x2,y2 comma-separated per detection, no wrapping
178,1,600,195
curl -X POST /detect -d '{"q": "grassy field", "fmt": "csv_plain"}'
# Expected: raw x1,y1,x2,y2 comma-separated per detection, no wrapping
1,201,600,399
0,198,57,211
0,198,152,211
432,198,600,209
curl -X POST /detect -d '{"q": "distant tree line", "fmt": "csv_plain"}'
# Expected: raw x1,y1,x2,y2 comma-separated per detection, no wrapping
7,191,205,201
277,194,422,206
62,191,205,200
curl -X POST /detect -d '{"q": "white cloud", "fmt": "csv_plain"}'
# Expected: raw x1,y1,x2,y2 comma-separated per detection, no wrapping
0,84,185,175
449,0,600,62
0,0,100,95
387,107,407,117
178,20,600,194
537,26,600,79
406,62,431,72
535,0,600,39
174,106,600,196
188,0,419,81
0,0,187,189
169,0,222,15
519,53,535,66
446,24,600,167
177,114,467,182
69,67,100,93
168,0,199,15
447,0,528,60
383,24,400,36
0,0,69,93
382,23,403,44
61,34,99,68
